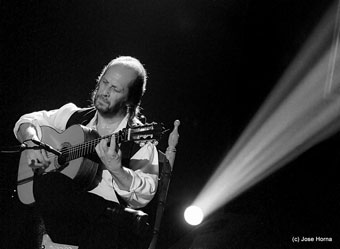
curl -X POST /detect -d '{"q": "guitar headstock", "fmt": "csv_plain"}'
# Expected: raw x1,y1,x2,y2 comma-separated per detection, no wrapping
127,122,167,146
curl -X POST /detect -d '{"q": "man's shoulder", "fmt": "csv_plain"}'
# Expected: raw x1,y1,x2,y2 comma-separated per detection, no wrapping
65,104,96,128
59,102,80,111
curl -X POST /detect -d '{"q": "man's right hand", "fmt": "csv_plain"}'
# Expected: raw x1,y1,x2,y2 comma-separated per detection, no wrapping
17,123,51,169
24,139,51,169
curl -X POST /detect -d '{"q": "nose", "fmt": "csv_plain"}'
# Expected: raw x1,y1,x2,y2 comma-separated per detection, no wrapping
102,86,110,97
103,91,110,97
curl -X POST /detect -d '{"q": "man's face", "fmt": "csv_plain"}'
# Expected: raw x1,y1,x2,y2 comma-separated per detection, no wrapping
94,65,136,116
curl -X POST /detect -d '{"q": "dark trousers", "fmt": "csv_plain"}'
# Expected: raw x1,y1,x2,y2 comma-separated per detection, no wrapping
33,172,137,249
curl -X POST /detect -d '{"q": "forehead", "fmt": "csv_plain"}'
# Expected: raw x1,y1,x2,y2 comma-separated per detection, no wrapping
103,65,137,87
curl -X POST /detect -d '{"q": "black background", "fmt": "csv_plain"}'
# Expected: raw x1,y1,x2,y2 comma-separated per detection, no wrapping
1,0,339,248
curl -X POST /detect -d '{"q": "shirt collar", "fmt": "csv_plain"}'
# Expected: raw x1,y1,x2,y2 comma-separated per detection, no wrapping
88,111,129,132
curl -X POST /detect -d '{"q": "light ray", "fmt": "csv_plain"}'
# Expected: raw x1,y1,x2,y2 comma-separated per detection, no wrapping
189,1,340,220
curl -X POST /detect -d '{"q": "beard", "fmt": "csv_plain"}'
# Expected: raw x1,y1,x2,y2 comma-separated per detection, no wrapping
94,94,127,117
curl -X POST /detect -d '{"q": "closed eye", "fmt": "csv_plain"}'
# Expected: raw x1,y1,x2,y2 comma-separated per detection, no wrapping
101,79,123,93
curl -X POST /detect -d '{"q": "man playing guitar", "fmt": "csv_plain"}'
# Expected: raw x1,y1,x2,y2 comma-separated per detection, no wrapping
14,56,159,249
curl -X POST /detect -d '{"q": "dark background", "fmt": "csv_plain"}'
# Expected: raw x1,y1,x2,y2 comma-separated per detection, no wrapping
1,0,339,248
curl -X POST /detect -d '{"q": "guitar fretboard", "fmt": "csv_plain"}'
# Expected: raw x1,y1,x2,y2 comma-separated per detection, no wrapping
60,131,126,162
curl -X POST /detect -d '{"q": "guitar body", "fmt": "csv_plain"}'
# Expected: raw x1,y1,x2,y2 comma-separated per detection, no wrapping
17,125,100,205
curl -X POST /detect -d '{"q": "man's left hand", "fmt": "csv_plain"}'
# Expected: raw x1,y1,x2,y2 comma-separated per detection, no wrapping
95,134,122,172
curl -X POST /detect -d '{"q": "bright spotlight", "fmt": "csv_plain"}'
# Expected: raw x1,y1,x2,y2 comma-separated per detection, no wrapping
184,205,204,226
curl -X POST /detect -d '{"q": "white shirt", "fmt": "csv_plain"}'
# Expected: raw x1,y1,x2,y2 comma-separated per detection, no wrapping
14,103,159,208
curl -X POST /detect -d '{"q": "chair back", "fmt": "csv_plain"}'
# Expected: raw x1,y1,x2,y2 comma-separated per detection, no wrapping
147,120,180,249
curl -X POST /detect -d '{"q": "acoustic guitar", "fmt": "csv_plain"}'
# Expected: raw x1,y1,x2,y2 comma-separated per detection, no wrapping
17,123,165,205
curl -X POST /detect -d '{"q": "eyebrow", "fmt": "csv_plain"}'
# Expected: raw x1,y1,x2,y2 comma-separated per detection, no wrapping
102,77,124,91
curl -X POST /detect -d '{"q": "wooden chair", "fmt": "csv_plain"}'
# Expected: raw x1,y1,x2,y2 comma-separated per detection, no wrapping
41,120,180,249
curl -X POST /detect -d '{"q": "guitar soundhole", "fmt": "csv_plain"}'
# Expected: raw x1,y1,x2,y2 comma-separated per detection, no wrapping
55,142,71,169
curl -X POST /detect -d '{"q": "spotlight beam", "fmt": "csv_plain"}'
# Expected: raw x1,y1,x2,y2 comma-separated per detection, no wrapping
190,1,340,219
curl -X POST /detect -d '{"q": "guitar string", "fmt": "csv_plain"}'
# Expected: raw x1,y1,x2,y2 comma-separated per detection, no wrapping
44,133,120,160
43,126,156,161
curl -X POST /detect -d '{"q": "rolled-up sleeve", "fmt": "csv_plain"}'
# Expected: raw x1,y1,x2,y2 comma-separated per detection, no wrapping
13,103,79,139
113,142,159,208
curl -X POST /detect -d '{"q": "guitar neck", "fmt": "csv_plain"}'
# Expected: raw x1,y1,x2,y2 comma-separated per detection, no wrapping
62,130,128,162
56,122,162,164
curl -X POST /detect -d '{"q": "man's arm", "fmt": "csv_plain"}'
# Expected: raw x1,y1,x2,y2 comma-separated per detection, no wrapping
95,134,133,191
95,134,159,208
115,143,159,208
17,123,50,167
16,123,40,143
13,103,79,141
14,103,80,167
